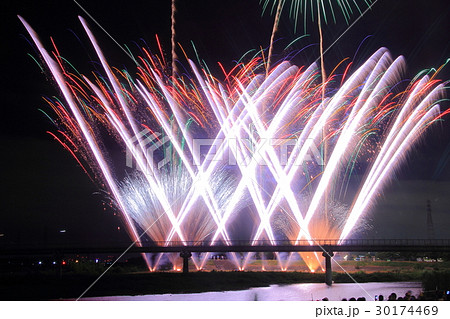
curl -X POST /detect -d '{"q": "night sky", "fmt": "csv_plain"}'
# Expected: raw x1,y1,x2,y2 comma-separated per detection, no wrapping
1,0,450,247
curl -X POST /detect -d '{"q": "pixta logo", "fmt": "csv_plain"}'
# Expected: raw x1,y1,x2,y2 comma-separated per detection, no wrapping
126,129,323,171
125,129,172,172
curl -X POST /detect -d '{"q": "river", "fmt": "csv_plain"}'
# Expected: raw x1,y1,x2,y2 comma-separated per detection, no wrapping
82,281,422,301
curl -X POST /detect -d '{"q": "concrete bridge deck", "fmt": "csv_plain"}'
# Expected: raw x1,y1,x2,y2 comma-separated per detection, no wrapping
2,238,449,255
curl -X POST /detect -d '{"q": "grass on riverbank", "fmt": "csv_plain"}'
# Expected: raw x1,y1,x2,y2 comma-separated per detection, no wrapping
1,268,449,301
2,259,449,300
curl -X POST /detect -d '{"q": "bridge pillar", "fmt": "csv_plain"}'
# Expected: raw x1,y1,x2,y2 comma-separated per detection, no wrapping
322,251,334,286
180,251,192,273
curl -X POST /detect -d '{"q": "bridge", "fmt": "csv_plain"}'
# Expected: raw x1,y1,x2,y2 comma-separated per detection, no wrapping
2,238,450,285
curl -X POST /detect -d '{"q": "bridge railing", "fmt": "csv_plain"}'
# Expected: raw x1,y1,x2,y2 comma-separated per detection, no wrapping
2,238,450,252
139,238,450,247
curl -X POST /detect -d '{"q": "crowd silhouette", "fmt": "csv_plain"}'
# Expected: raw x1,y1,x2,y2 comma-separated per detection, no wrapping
320,290,449,301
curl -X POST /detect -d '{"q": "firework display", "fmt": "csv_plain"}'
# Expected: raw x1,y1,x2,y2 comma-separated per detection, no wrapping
19,7,447,272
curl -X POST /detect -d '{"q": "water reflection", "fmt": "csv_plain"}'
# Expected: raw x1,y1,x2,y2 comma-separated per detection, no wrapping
83,282,422,301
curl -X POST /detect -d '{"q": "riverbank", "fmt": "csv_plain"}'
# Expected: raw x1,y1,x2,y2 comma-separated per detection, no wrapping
1,268,449,300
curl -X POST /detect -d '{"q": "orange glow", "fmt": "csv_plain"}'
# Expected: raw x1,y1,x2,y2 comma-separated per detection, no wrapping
300,252,323,272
